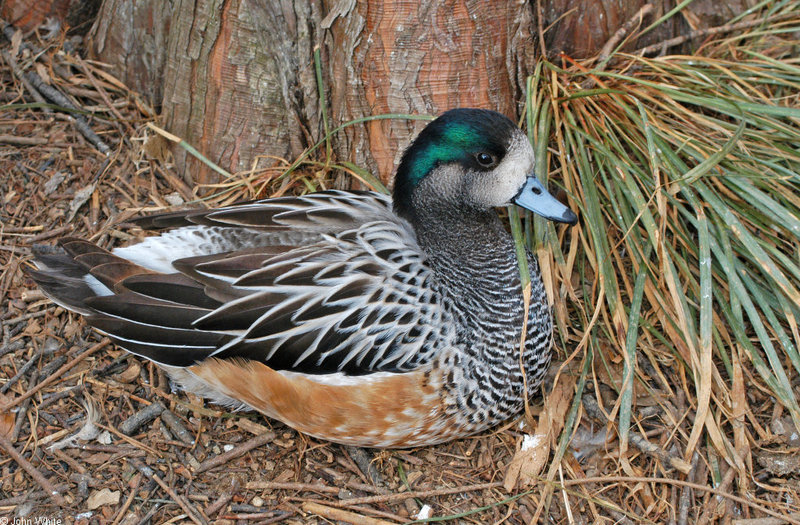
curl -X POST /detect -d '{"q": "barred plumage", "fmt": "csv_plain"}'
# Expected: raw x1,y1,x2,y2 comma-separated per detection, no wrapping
29,108,576,447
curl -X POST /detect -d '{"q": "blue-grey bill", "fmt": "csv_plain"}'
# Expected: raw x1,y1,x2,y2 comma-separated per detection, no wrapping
512,176,578,225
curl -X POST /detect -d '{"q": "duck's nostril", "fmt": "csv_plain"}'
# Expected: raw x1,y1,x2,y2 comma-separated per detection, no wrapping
530,186,542,195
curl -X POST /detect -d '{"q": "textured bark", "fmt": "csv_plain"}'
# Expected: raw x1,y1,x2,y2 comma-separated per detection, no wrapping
85,0,753,186
682,0,760,29
160,0,321,185
87,0,173,105
542,0,758,59
323,0,536,183
86,0,535,185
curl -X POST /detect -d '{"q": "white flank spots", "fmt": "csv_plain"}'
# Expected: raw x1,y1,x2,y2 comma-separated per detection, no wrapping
402,407,420,418
113,226,210,273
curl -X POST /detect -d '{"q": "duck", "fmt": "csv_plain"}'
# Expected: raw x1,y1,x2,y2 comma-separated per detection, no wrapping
28,108,577,448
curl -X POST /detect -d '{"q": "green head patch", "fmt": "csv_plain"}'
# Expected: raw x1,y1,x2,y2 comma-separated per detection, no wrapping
393,108,517,219
404,123,485,184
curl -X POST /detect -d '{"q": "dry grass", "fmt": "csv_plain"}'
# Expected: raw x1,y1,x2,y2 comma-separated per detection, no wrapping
515,2,800,522
1,4,799,525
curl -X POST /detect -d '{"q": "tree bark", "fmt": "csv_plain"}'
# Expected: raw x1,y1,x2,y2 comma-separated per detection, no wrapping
86,0,537,186
322,0,536,183
1,0,99,34
89,0,321,186
159,0,322,186
541,0,758,59
84,0,755,187
87,0,173,106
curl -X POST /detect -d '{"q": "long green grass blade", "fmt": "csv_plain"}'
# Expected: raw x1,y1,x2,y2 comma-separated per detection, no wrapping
619,265,647,452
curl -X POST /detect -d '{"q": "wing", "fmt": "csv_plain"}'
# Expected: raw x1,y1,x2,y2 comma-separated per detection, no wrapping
113,190,398,275
35,191,455,376
129,189,394,232
195,221,454,374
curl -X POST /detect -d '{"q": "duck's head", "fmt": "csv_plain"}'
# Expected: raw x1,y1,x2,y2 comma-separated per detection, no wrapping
393,108,577,225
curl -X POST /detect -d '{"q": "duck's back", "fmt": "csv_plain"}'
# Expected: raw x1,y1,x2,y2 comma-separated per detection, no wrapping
31,191,457,377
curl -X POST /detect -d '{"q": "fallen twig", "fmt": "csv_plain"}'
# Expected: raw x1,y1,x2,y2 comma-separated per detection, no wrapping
0,433,67,506
345,480,391,495
346,446,385,487
0,19,111,155
0,135,49,145
0,349,40,393
1,309,49,325
302,501,398,525
160,408,194,444
204,477,242,517
678,452,700,525
0,483,70,506
130,459,207,525
583,394,692,473
698,460,739,523
36,383,82,410
24,70,111,155
77,443,147,455
221,510,292,523
324,481,503,507
245,481,340,494
120,401,164,435
95,420,162,457
2,338,110,410
733,514,800,525
27,224,74,243
560,476,800,524
11,368,38,441
110,472,142,525
0,20,71,79
1,49,49,109
194,430,276,474
38,355,68,378
73,54,130,139
0,339,25,359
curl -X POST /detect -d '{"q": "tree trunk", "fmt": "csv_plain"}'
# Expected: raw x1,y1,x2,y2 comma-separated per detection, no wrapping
322,0,536,183
89,0,322,186
84,0,754,187
88,0,534,186
159,0,322,186
86,0,173,107
541,0,758,59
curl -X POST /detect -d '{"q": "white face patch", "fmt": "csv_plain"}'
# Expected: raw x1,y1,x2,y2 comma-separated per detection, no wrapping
464,132,534,208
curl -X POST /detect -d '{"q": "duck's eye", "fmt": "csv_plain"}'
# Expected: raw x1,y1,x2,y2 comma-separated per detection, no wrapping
475,152,497,167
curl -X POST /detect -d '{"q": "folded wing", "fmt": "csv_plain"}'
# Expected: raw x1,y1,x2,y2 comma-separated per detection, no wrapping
29,191,454,375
